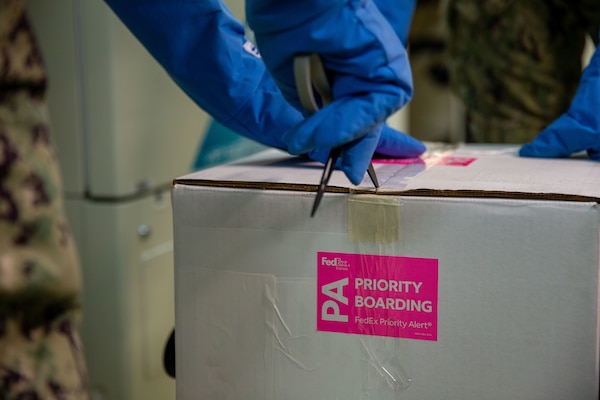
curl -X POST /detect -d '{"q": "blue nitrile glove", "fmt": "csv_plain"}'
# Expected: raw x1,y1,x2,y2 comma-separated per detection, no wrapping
373,0,417,46
104,0,424,181
520,40,600,161
246,0,425,184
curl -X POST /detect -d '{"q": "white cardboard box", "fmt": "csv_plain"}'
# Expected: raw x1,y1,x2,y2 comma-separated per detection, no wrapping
172,145,600,400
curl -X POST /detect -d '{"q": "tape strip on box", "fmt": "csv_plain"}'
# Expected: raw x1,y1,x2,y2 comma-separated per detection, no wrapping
348,195,401,243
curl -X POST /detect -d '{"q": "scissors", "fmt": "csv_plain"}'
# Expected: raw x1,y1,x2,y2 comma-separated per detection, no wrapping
293,54,379,217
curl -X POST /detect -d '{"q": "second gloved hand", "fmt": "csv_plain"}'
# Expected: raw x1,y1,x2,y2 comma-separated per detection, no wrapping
520,39,600,160
247,0,424,184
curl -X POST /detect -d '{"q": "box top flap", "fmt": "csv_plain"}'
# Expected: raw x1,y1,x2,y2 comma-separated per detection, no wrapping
174,144,600,202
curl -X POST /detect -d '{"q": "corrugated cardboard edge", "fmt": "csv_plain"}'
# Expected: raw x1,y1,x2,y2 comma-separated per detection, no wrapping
172,179,600,203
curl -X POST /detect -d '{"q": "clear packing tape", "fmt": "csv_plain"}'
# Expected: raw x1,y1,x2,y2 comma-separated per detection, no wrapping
264,275,414,399
348,193,414,396
348,195,401,243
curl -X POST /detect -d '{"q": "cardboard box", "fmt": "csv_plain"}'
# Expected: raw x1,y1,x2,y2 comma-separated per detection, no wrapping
172,145,600,400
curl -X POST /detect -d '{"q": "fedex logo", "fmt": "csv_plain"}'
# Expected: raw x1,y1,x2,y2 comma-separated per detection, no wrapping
321,256,350,268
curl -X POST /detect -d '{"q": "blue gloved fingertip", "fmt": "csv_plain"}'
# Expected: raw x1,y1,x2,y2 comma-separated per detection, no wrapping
518,145,536,158
342,165,365,186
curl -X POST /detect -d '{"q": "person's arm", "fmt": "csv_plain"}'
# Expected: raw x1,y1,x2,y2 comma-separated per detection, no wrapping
104,0,301,151
520,36,600,160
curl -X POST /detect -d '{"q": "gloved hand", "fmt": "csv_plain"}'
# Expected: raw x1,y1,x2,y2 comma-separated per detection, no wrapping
104,0,425,183
246,0,425,184
520,40,600,161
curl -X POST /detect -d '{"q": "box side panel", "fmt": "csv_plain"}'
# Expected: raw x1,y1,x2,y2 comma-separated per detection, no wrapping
173,185,600,400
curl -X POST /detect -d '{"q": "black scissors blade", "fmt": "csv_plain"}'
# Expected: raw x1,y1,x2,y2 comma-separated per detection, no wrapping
367,162,379,188
310,147,341,217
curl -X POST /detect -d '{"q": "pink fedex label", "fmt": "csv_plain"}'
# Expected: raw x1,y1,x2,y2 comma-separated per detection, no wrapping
317,252,438,341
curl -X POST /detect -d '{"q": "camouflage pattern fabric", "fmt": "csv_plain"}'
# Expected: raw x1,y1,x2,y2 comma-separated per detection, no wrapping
0,0,89,398
445,0,600,143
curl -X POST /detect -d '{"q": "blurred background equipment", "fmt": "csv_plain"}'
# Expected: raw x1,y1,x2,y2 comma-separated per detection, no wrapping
407,0,466,144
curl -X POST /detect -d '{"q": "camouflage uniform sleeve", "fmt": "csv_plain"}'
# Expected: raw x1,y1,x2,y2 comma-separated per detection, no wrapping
445,0,600,144
0,0,89,398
